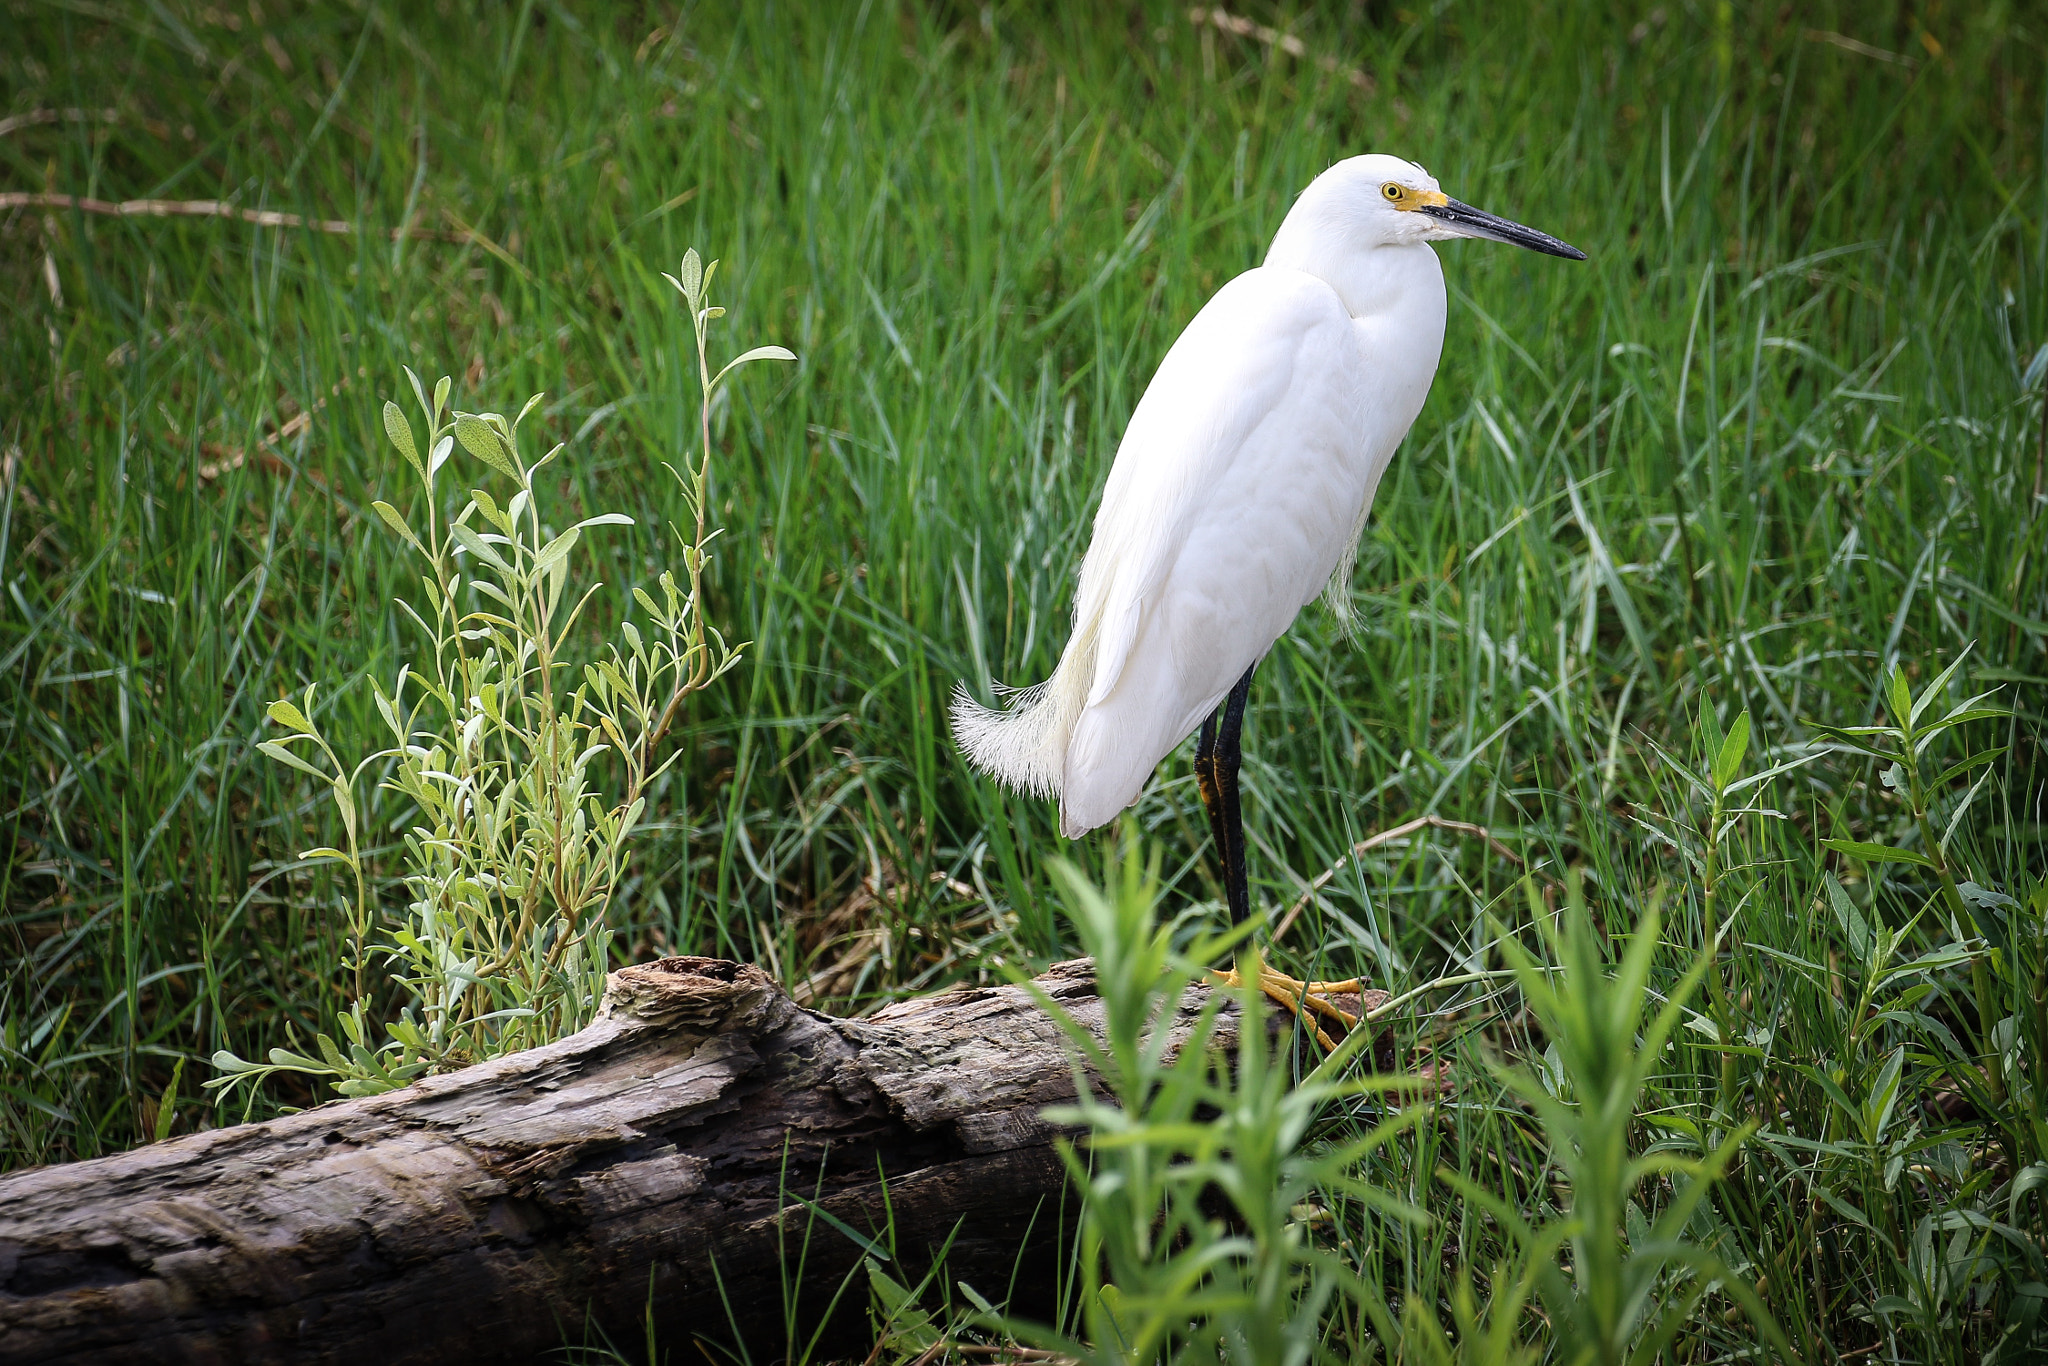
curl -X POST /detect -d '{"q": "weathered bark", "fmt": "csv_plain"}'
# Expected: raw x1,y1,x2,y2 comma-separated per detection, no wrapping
0,957,1390,1365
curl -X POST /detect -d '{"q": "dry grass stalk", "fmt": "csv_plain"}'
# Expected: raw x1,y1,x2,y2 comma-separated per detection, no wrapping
2,191,465,241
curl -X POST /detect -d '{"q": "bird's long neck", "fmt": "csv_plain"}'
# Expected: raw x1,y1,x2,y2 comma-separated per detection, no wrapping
1263,192,1444,323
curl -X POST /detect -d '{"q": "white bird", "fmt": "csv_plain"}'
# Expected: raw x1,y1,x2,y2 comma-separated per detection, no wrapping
953,153,1583,1038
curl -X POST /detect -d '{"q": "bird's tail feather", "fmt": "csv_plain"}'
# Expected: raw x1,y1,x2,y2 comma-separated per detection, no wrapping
950,629,1097,801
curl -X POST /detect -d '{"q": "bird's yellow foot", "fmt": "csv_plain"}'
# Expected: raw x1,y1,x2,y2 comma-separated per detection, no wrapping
1208,965,1363,1051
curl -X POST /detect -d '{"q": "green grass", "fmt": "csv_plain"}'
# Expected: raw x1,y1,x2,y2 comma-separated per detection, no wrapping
4,1,2046,1359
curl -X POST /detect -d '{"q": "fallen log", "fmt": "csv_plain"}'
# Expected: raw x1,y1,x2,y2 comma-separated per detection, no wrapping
0,957,1390,1365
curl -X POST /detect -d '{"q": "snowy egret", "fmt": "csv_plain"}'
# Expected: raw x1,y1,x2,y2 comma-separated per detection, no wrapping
953,153,1583,1041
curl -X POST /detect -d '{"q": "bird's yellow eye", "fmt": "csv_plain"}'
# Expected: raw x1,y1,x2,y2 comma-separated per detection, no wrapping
1382,182,1405,202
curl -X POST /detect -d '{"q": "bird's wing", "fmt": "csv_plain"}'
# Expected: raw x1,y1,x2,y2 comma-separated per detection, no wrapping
1058,268,1394,835
1076,270,1363,701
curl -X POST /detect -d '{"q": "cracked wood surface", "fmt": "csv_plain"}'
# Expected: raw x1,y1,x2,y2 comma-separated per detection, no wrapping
0,958,1387,1365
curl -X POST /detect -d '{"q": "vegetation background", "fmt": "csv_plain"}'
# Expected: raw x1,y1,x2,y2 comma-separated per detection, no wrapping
3,0,2045,1360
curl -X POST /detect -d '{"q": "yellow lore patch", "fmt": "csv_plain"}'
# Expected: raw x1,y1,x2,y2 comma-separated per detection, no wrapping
1380,182,1449,211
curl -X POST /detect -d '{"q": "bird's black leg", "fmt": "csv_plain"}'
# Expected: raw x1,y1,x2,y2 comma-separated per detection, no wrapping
1196,663,1257,926
1195,714,1225,898
1197,663,1356,1050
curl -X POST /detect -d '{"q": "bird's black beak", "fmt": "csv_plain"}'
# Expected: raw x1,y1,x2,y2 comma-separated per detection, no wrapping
1419,198,1586,260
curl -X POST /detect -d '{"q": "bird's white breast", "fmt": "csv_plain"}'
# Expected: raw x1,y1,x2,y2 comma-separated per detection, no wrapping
1152,257,1444,676
1054,250,1448,833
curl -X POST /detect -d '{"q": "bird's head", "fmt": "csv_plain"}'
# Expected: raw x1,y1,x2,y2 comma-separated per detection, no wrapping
1324,153,1586,260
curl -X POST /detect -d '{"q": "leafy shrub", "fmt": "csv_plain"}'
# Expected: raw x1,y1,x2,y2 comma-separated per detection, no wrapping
208,251,790,1110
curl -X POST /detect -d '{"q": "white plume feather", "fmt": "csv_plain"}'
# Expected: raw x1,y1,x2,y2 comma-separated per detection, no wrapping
949,616,1098,802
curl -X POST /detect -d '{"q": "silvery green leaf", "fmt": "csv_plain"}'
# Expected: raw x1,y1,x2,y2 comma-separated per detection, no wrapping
397,595,437,640
534,525,582,576
372,686,404,740
679,248,702,302
1822,838,1935,869
450,522,512,573
1648,734,1717,800
335,1007,367,1047
455,413,520,479
1721,746,1827,796
370,500,425,553
470,487,511,534
1886,666,1913,728
516,392,546,429
573,512,634,529
1863,1045,1905,1143
330,780,357,839
1915,706,2008,741
433,374,451,418
404,365,429,418
257,740,327,780
1696,697,1724,761
1940,764,1995,853
1825,873,1871,962
266,698,315,733
546,557,568,622
711,344,799,390
1713,708,1752,790
429,434,454,477
1909,646,1973,725
383,401,421,475
1880,762,1904,789
1959,881,2017,911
